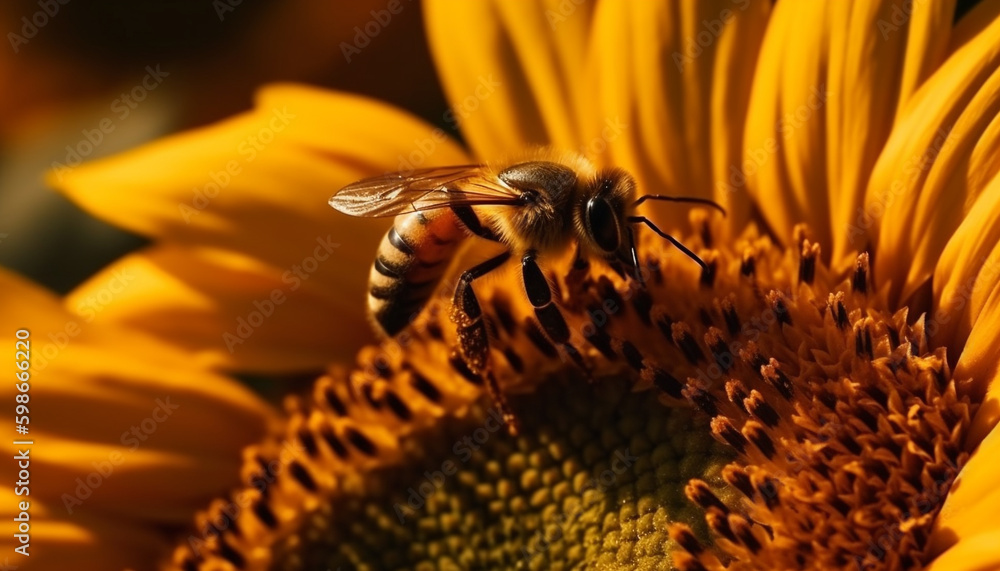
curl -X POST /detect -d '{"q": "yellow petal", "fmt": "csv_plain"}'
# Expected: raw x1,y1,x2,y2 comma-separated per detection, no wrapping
0,494,169,571
588,0,770,234
66,245,371,372
0,268,276,524
52,84,469,343
927,530,1000,571
868,0,1000,306
952,290,1000,448
930,171,1000,362
424,0,596,160
745,0,955,274
930,422,1000,565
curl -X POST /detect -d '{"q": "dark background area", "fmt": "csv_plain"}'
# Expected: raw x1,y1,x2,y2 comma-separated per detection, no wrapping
0,0,451,293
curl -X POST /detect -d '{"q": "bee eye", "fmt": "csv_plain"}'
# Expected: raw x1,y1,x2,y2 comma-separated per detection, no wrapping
585,197,620,252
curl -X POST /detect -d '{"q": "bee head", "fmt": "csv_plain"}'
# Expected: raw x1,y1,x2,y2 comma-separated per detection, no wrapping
577,168,635,256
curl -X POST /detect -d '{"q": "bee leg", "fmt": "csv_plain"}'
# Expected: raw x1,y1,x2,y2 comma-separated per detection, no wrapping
626,225,646,287
452,205,502,242
486,370,519,436
521,250,589,373
451,250,520,434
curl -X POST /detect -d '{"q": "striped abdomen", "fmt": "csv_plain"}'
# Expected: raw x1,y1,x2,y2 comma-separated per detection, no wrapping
368,209,467,336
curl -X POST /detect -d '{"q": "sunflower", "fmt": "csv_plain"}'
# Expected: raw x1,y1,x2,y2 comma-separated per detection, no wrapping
50,0,1000,569
0,268,276,570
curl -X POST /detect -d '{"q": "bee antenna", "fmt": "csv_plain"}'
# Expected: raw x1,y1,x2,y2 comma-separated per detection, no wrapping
633,194,726,216
627,215,708,270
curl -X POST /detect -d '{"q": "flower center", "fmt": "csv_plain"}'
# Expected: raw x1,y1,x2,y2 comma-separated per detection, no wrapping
169,220,975,571
273,381,732,569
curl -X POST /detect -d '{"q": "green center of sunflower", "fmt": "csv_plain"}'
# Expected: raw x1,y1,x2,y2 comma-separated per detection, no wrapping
170,219,976,571
272,380,731,570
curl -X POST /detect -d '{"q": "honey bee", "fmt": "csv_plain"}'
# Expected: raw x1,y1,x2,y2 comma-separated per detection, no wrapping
330,152,723,424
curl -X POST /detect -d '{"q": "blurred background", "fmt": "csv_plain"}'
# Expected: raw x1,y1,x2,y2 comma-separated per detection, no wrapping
2,0,985,295
0,0,451,294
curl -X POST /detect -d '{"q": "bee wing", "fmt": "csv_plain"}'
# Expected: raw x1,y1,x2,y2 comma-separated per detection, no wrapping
329,165,523,218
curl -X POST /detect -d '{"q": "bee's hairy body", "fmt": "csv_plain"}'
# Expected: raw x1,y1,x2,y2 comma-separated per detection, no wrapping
364,152,632,337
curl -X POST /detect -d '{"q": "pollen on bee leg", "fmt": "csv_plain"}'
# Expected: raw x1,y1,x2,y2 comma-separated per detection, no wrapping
456,325,490,374
485,370,520,436
448,352,484,386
